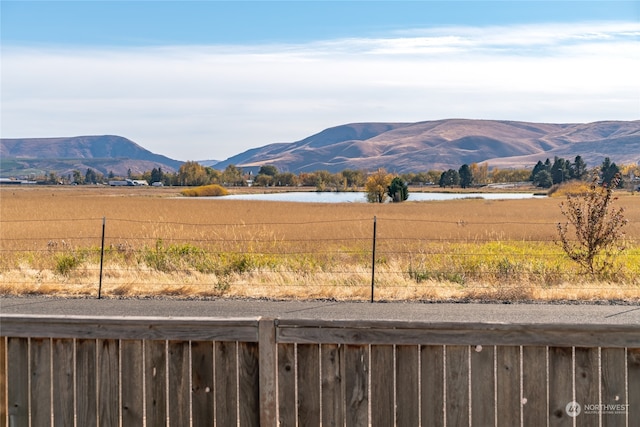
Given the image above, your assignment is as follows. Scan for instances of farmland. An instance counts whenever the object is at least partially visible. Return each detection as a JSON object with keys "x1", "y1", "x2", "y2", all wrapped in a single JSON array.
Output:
[{"x1": 1, "y1": 186, "x2": 639, "y2": 302}]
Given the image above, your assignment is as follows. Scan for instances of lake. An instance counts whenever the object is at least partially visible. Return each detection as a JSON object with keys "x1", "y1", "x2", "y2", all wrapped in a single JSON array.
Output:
[{"x1": 214, "y1": 191, "x2": 544, "y2": 203}]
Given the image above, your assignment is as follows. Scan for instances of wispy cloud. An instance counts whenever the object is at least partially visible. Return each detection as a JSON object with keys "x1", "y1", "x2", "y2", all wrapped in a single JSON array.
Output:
[{"x1": 2, "y1": 22, "x2": 639, "y2": 161}]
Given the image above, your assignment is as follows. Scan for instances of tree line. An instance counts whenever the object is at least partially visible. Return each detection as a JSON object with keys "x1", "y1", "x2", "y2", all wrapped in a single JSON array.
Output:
[
  {"x1": 530, "y1": 156, "x2": 624, "y2": 188},
  {"x1": 39, "y1": 156, "x2": 638, "y2": 195}
]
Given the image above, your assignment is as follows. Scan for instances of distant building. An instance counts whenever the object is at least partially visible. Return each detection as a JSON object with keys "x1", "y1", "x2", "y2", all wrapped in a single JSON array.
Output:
[
  {"x1": 0, "y1": 178, "x2": 36, "y2": 185},
  {"x1": 109, "y1": 179, "x2": 148, "y2": 186}
]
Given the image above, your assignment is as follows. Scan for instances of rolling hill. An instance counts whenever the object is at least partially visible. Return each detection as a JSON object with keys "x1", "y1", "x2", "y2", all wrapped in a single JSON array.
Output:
[
  {"x1": 2, "y1": 119, "x2": 639, "y2": 179},
  {"x1": 214, "y1": 119, "x2": 640, "y2": 173},
  {"x1": 0, "y1": 135, "x2": 182, "y2": 178}
]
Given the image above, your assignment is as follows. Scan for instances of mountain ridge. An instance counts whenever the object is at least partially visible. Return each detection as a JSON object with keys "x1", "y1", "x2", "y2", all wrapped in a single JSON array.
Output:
[
  {"x1": 2, "y1": 119, "x2": 639, "y2": 178},
  {"x1": 1, "y1": 135, "x2": 182, "y2": 178},
  {"x1": 214, "y1": 119, "x2": 640, "y2": 173}
]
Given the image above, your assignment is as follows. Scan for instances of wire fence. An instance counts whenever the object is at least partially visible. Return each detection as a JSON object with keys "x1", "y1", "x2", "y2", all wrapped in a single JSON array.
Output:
[{"x1": 1, "y1": 216, "x2": 638, "y2": 301}]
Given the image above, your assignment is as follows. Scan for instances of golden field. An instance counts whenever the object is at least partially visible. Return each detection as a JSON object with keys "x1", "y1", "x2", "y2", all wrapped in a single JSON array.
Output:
[{"x1": 1, "y1": 185, "x2": 639, "y2": 302}]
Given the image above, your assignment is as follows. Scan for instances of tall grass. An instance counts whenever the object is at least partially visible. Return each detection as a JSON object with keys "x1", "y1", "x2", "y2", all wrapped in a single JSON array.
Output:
[{"x1": 1, "y1": 186, "x2": 639, "y2": 301}]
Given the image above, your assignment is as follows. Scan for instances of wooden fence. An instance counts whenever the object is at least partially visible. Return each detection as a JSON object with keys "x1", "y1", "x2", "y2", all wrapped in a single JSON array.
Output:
[{"x1": 1, "y1": 314, "x2": 638, "y2": 426}]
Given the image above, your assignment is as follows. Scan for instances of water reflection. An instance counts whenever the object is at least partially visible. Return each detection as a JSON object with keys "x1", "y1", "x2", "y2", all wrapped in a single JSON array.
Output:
[{"x1": 213, "y1": 191, "x2": 543, "y2": 203}]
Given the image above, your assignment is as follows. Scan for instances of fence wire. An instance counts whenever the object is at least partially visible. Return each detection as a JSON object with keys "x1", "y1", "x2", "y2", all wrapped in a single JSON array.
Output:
[{"x1": 1, "y1": 216, "x2": 638, "y2": 301}]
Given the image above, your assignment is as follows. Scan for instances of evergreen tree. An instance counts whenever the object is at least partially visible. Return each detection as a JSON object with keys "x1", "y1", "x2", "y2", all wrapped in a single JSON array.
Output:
[
  {"x1": 551, "y1": 157, "x2": 570, "y2": 184},
  {"x1": 601, "y1": 157, "x2": 622, "y2": 187},
  {"x1": 571, "y1": 155, "x2": 588, "y2": 180},
  {"x1": 530, "y1": 160, "x2": 548, "y2": 182},
  {"x1": 387, "y1": 177, "x2": 409, "y2": 202},
  {"x1": 150, "y1": 167, "x2": 164, "y2": 184},
  {"x1": 439, "y1": 169, "x2": 460, "y2": 188},
  {"x1": 458, "y1": 164, "x2": 473, "y2": 188},
  {"x1": 85, "y1": 168, "x2": 98, "y2": 184},
  {"x1": 534, "y1": 170, "x2": 553, "y2": 188},
  {"x1": 258, "y1": 165, "x2": 278, "y2": 176}
]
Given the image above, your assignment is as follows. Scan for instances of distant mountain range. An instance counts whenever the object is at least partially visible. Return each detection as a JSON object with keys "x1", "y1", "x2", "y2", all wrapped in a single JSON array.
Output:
[
  {"x1": 2, "y1": 119, "x2": 639, "y2": 178},
  {"x1": 0, "y1": 135, "x2": 182, "y2": 178},
  {"x1": 215, "y1": 119, "x2": 640, "y2": 173}
]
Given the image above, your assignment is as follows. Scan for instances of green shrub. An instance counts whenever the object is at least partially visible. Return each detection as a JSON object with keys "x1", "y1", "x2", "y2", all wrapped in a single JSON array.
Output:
[
  {"x1": 55, "y1": 253, "x2": 83, "y2": 276},
  {"x1": 140, "y1": 240, "x2": 216, "y2": 273}
]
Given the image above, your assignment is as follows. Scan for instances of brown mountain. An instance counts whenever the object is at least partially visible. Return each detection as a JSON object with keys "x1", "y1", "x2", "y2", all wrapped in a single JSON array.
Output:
[
  {"x1": 0, "y1": 135, "x2": 182, "y2": 178},
  {"x1": 214, "y1": 119, "x2": 640, "y2": 173}
]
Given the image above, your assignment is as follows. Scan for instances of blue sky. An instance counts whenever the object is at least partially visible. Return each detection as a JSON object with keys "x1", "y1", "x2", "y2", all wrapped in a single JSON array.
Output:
[{"x1": 2, "y1": 1, "x2": 639, "y2": 161}]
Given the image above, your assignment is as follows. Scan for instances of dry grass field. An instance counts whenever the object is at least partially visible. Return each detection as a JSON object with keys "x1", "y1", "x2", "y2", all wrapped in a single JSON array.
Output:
[{"x1": 1, "y1": 185, "x2": 639, "y2": 302}]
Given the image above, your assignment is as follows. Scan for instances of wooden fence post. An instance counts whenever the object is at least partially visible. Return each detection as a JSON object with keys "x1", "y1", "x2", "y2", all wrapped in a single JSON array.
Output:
[{"x1": 259, "y1": 318, "x2": 277, "y2": 426}]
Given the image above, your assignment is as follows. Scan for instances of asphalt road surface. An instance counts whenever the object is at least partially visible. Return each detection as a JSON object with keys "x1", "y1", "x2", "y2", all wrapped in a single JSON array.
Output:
[{"x1": 1, "y1": 296, "x2": 639, "y2": 326}]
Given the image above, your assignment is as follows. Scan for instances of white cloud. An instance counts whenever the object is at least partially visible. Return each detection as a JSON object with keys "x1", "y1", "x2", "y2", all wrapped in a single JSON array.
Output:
[{"x1": 2, "y1": 22, "x2": 639, "y2": 161}]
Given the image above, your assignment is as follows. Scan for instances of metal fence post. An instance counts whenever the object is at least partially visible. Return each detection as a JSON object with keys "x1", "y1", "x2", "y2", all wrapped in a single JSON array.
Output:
[
  {"x1": 98, "y1": 217, "x2": 105, "y2": 299},
  {"x1": 371, "y1": 216, "x2": 377, "y2": 303}
]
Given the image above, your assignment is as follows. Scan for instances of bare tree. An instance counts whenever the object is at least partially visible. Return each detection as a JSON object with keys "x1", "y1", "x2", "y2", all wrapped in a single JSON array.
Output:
[{"x1": 557, "y1": 173, "x2": 628, "y2": 277}]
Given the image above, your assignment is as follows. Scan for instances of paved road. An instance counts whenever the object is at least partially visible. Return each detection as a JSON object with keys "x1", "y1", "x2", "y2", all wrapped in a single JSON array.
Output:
[{"x1": 1, "y1": 296, "x2": 638, "y2": 326}]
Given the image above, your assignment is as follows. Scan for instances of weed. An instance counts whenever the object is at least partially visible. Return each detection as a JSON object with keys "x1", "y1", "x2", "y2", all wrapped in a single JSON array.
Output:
[
  {"x1": 54, "y1": 253, "x2": 84, "y2": 276},
  {"x1": 558, "y1": 174, "x2": 628, "y2": 277}
]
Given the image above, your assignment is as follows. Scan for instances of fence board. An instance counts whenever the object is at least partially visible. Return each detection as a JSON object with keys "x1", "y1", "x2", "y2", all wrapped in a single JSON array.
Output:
[
  {"x1": 321, "y1": 344, "x2": 344, "y2": 427},
  {"x1": 145, "y1": 340, "x2": 167, "y2": 427},
  {"x1": 238, "y1": 341, "x2": 259, "y2": 427},
  {"x1": 97, "y1": 339, "x2": 119, "y2": 427},
  {"x1": 496, "y1": 345, "x2": 520, "y2": 427},
  {"x1": 522, "y1": 346, "x2": 547, "y2": 426},
  {"x1": 548, "y1": 346, "x2": 573, "y2": 426},
  {"x1": 277, "y1": 342, "x2": 296, "y2": 427},
  {"x1": 191, "y1": 341, "x2": 214, "y2": 427},
  {"x1": 0, "y1": 337, "x2": 6, "y2": 427},
  {"x1": 121, "y1": 339, "x2": 144, "y2": 426},
  {"x1": 345, "y1": 344, "x2": 369, "y2": 427},
  {"x1": 396, "y1": 345, "x2": 419, "y2": 427},
  {"x1": 7, "y1": 338, "x2": 28, "y2": 427},
  {"x1": 421, "y1": 345, "x2": 444, "y2": 427},
  {"x1": 601, "y1": 347, "x2": 626, "y2": 427},
  {"x1": 168, "y1": 340, "x2": 191, "y2": 426},
  {"x1": 628, "y1": 348, "x2": 640, "y2": 425},
  {"x1": 446, "y1": 345, "x2": 469, "y2": 427},
  {"x1": 574, "y1": 347, "x2": 598, "y2": 427},
  {"x1": 259, "y1": 319, "x2": 277, "y2": 427},
  {"x1": 30, "y1": 338, "x2": 51, "y2": 426},
  {"x1": 275, "y1": 320, "x2": 640, "y2": 348},
  {"x1": 76, "y1": 339, "x2": 97, "y2": 427},
  {"x1": 371, "y1": 344, "x2": 394, "y2": 427},
  {"x1": 216, "y1": 341, "x2": 238, "y2": 427},
  {"x1": 52, "y1": 339, "x2": 74, "y2": 427},
  {"x1": 297, "y1": 344, "x2": 320, "y2": 427},
  {"x1": 471, "y1": 344, "x2": 494, "y2": 427},
  {"x1": 0, "y1": 314, "x2": 260, "y2": 342}
]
